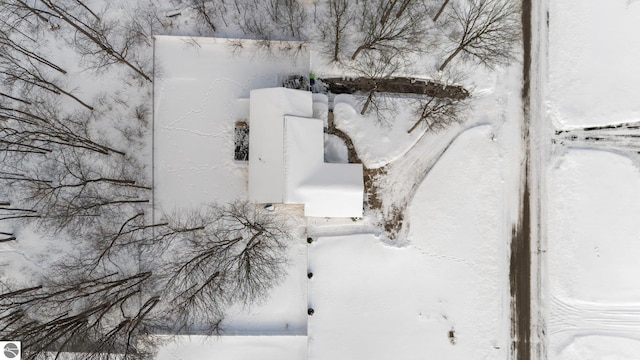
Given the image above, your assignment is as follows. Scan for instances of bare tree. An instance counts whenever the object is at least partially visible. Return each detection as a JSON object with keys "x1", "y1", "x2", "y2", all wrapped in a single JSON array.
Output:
[
  {"x1": 0, "y1": 53, "x2": 94, "y2": 110},
  {"x1": 4, "y1": 148, "x2": 149, "y2": 233},
  {"x1": 0, "y1": 98, "x2": 125, "y2": 156},
  {"x1": 0, "y1": 200, "x2": 293, "y2": 356},
  {"x1": 351, "y1": 0, "x2": 429, "y2": 60},
  {"x1": 438, "y1": 0, "x2": 520, "y2": 71},
  {"x1": 36, "y1": 0, "x2": 152, "y2": 81},
  {"x1": 347, "y1": 51, "x2": 404, "y2": 126},
  {"x1": 266, "y1": 0, "x2": 307, "y2": 39},
  {"x1": 160, "y1": 201, "x2": 291, "y2": 332},
  {"x1": 0, "y1": 271, "x2": 160, "y2": 360},
  {"x1": 407, "y1": 96, "x2": 468, "y2": 134},
  {"x1": 0, "y1": 28, "x2": 67, "y2": 75},
  {"x1": 190, "y1": 0, "x2": 229, "y2": 34},
  {"x1": 233, "y1": 1, "x2": 273, "y2": 39},
  {"x1": 318, "y1": 0, "x2": 355, "y2": 62},
  {"x1": 0, "y1": 199, "x2": 39, "y2": 223},
  {"x1": 0, "y1": 0, "x2": 53, "y2": 33},
  {"x1": 232, "y1": 0, "x2": 307, "y2": 40}
]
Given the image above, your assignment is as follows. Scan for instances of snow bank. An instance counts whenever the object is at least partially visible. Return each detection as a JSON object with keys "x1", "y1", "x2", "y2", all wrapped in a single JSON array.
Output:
[
  {"x1": 323, "y1": 134, "x2": 348, "y2": 163},
  {"x1": 548, "y1": 0, "x2": 640, "y2": 127}
]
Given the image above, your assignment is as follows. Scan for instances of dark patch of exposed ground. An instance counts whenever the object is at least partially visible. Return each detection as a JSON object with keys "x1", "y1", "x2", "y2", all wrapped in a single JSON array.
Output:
[{"x1": 320, "y1": 77, "x2": 470, "y2": 100}]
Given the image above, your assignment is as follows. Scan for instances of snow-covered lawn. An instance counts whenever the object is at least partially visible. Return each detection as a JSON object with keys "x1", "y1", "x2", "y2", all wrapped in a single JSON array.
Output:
[
  {"x1": 548, "y1": 0, "x2": 640, "y2": 127},
  {"x1": 307, "y1": 126, "x2": 508, "y2": 360},
  {"x1": 332, "y1": 95, "x2": 424, "y2": 168},
  {"x1": 155, "y1": 335, "x2": 307, "y2": 360},
  {"x1": 543, "y1": 1, "x2": 640, "y2": 359},
  {"x1": 546, "y1": 149, "x2": 640, "y2": 359}
]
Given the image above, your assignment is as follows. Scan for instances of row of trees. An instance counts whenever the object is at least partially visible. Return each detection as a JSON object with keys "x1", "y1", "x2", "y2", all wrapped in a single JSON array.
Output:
[
  {"x1": 181, "y1": 0, "x2": 519, "y2": 134},
  {"x1": 189, "y1": 0, "x2": 307, "y2": 40},
  {"x1": 312, "y1": 0, "x2": 520, "y2": 133},
  {"x1": 186, "y1": 0, "x2": 519, "y2": 71},
  {"x1": 316, "y1": 0, "x2": 519, "y2": 70}
]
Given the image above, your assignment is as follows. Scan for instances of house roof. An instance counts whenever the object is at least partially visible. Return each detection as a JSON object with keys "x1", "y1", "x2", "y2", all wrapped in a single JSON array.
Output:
[{"x1": 248, "y1": 88, "x2": 364, "y2": 217}]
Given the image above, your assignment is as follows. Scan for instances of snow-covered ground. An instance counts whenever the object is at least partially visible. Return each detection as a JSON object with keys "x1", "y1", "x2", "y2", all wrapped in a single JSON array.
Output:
[
  {"x1": 543, "y1": 1, "x2": 640, "y2": 359},
  {"x1": 307, "y1": 126, "x2": 509, "y2": 360},
  {"x1": 155, "y1": 335, "x2": 307, "y2": 360},
  {"x1": 546, "y1": 149, "x2": 640, "y2": 359},
  {"x1": 548, "y1": 0, "x2": 640, "y2": 127},
  {"x1": 332, "y1": 95, "x2": 424, "y2": 168}
]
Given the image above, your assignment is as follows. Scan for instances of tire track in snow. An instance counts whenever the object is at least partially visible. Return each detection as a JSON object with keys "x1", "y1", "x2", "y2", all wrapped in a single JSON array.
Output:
[{"x1": 549, "y1": 296, "x2": 640, "y2": 335}]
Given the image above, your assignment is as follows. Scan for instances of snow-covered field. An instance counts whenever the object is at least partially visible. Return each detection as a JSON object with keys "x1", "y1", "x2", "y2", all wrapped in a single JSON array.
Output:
[
  {"x1": 546, "y1": 149, "x2": 640, "y2": 359},
  {"x1": 543, "y1": 1, "x2": 640, "y2": 359},
  {"x1": 548, "y1": 1, "x2": 640, "y2": 127},
  {"x1": 155, "y1": 335, "x2": 308, "y2": 360},
  {"x1": 307, "y1": 126, "x2": 509, "y2": 360}
]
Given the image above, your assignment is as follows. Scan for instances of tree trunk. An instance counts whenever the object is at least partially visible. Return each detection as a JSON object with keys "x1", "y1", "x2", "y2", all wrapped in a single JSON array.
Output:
[
  {"x1": 0, "y1": 92, "x2": 31, "y2": 105},
  {"x1": 395, "y1": 0, "x2": 412, "y2": 19},
  {"x1": 407, "y1": 116, "x2": 424, "y2": 134},
  {"x1": 433, "y1": 0, "x2": 450, "y2": 22},
  {"x1": 438, "y1": 45, "x2": 463, "y2": 71},
  {"x1": 332, "y1": 12, "x2": 341, "y2": 62},
  {"x1": 360, "y1": 89, "x2": 376, "y2": 115},
  {"x1": 351, "y1": 44, "x2": 367, "y2": 60}
]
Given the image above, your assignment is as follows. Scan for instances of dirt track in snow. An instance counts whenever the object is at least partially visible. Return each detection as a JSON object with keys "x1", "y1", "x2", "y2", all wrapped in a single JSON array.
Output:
[
  {"x1": 510, "y1": 176, "x2": 531, "y2": 360},
  {"x1": 509, "y1": 0, "x2": 533, "y2": 359}
]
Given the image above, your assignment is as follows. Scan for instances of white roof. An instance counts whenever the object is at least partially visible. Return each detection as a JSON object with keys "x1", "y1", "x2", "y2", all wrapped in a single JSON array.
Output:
[
  {"x1": 153, "y1": 36, "x2": 310, "y2": 212},
  {"x1": 249, "y1": 88, "x2": 363, "y2": 217},
  {"x1": 248, "y1": 88, "x2": 313, "y2": 203}
]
